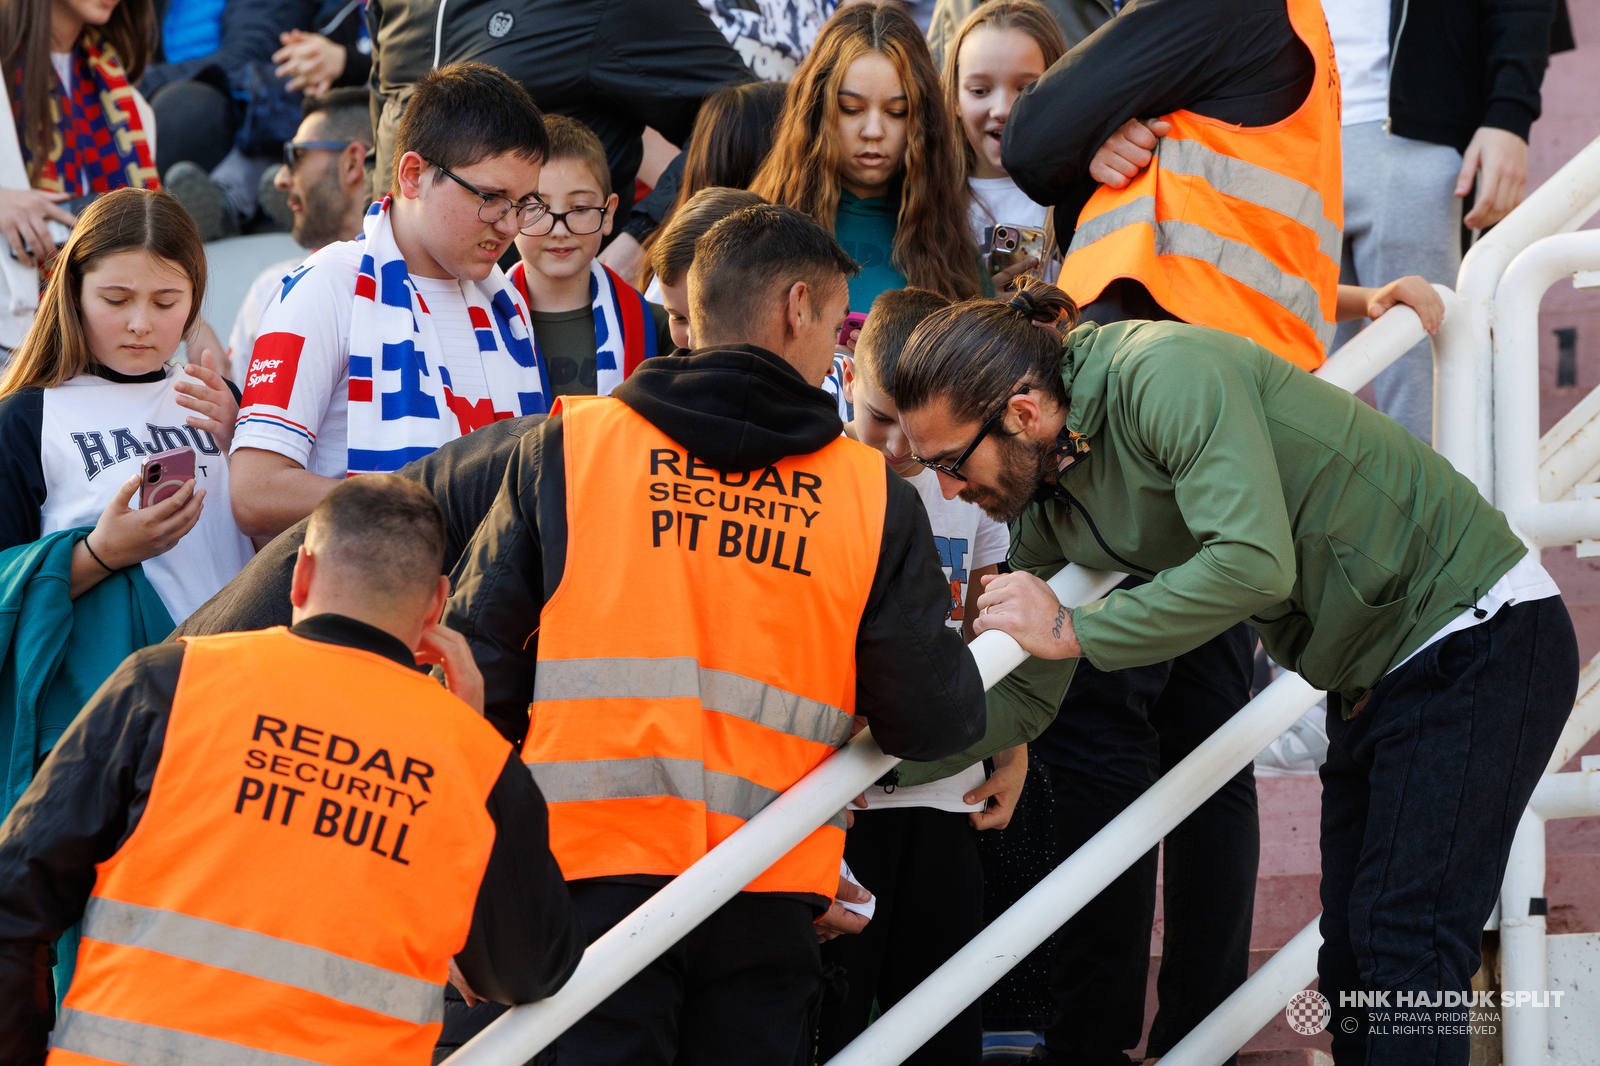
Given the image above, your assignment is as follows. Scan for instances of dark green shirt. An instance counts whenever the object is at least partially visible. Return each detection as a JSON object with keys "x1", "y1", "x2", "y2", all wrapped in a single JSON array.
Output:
[
  {"x1": 902, "y1": 319, "x2": 1527, "y2": 784},
  {"x1": 528, "y1": 302, "x2": 675, "y2": 398}
]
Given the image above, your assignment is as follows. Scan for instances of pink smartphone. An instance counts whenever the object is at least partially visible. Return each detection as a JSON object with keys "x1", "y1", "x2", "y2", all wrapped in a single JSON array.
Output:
[
  {"x1": 139, "y1": 446, "x2": 195, "y2": 508},
  {"x1": 838, "y1": 312, "x2": 868, "y2": 345}
]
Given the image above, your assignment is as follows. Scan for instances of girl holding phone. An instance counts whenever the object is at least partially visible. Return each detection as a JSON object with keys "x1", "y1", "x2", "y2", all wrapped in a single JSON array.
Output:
[
  {"x1": 944, "y1": 0, "x2": 1066, "y2": 287},
  {"x1": 751, "y1": 2, "x2": 986, "y2": 317},
  {"x1": 0, "y1": 187, "x2": 251, "y2": 623}
]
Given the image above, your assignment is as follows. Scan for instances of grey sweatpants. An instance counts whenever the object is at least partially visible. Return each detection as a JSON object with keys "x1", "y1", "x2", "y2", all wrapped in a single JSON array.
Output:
[{"x1": 1335, "y1": 120, "x2": 1464, "y2": 444}]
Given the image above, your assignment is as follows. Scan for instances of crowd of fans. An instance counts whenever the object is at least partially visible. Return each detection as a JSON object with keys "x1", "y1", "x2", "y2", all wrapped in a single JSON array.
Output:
[{"x1": 0, "y1": 0, "x2": 1577, "y2": 1064}]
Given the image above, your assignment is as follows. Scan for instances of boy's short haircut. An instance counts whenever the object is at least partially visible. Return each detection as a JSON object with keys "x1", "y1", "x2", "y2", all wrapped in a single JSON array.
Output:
[
  {"x1": 688, "y1": 205, "x2": 859, "y2": 340},
  {"x1": 857, "y1": 288, "x2": 951, "y2": 400},
  {"x1": 302, "y1": 87, "x2": 374, "y2": 148},
  {"x1": 651, "y1": 187, "x2": 767, "y2": 287},
  {"x1": 392, "y1": 62, "x2": 548, "y2": 190},
  {"x1": 541, "y1": 114, "x2": 612, "y2": 199},
  {"x1": 306, "y1": 474, "x2": 447, "y2": 603}
]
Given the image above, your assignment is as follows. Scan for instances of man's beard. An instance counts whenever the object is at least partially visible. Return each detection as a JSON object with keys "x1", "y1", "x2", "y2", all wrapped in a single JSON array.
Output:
[
  {"x1": 292, "y1": 166, "x2": 350, "y2": 248},
  {"x1": 957, "y1": 430, "x2": 1054, "y2": 523}
]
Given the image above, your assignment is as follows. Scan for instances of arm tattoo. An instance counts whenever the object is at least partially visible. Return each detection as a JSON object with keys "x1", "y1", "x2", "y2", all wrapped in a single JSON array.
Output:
[{"x1": 1052, "y1": 605, "x2": 1070, "y2": 640}]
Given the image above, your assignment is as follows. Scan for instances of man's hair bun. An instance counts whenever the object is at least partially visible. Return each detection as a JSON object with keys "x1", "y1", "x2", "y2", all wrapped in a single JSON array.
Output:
[{"x1": 1005, "y1": 278, "x2": 1075, "y2": 326}]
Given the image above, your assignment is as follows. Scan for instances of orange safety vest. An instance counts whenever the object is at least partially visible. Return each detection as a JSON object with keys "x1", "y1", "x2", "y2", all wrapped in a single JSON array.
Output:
[
  {"x1": 526, "y1": 395, "x2": 887, "y2": 898},
  {"x1": 51, "y1": 628, "x2": 509, "y2": 1066},
  {"x1": 1059, "y1": 0, "x2": 1343, "y2": 370}
]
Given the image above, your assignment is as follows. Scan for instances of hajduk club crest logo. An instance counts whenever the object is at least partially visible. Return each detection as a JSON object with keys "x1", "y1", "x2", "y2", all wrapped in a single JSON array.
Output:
[{"x1": 1286, "y1": 990, "x2": 1332, "y2": 1035}]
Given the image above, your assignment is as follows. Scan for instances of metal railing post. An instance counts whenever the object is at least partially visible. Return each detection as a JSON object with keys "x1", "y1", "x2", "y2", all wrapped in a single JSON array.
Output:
[
  {"x1": 1456, "y1": 133, "x2": 1600, "y2": 502},
  {"x1": 1499, "y1": 809, "x2": 1549, "y2": 1066},
  {"x1": 1493, "y1": 230, "x2": 1600, "y2": 548}
]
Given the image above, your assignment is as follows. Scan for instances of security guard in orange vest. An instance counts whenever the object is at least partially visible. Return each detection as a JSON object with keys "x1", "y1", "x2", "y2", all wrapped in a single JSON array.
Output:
[
  {"x1": 0, "y1": 475, "x2": 582, "y2": 1065},
  {"x1": 446, "y1": 204, "x2": 987, "y2": 1064}
]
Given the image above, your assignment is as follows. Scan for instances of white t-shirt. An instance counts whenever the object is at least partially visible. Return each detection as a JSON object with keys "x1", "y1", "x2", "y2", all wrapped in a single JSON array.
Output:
[
  {"x1": 1392, "y1": 552, "x2": 1561, "y2": 672},
  {"x1": 968, "y1": 175, "x2": 1057, "y2": 282},
  {"x1": 38, "y1": 368, "x2": 254, "y2": 623},
  {"x1": 230, "y1": 240, "x2": 492, "y2": 478},
  {"x1": 967, "y1": 175, "x2": 1048, "y2": 246},
  {"x1": 854, "y1": 466, "x2": 1009, "y2": 813},
  {"x1": 1323, "y1": 0, "x2": 1390, "y2": 126},
  {"x1": 227, "y1": 256, "x2": 305, "y2": 377},
  {"x1": 410, "y1": 275, "x2": 491, "y2": 405}
]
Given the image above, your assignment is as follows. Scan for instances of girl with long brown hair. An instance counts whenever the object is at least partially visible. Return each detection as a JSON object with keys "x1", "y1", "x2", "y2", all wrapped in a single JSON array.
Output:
[
  {"x1": 0, "y1": 187, "x2": 251, "y2": 624},
  {"x1": 943, "y1": 0, "x2": 1066, "y2": 284},
  {"x1": 750, "y1": 2, "x2": 985, "y2": 311},
  {"x1": 0, "y1": 0, "x2": 158, "y2": 270}
]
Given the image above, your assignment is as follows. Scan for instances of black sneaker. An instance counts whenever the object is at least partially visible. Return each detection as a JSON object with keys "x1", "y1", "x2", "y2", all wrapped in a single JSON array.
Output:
[{"x1": 164, "y1": 161, "x2": 239, "y2": 242}]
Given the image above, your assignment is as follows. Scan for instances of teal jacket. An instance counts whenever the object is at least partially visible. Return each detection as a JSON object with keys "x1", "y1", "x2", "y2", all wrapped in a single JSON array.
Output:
[
  {"x1": 0, "y1": 529, "x2": 174, "y2": 821},
  {"x1": 902, "y1": 320, "x2": 1526, "y2": 784}
]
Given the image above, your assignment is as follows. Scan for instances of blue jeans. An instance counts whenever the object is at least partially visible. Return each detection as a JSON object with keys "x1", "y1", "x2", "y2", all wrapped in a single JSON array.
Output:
[{"x1": 1319, "y1": 596, "x2": 1578, "y2": 1066}]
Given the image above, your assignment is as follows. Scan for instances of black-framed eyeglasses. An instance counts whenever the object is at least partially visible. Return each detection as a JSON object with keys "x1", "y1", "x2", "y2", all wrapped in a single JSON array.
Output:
[
  {"x1": 426, "y1": 158, "x2": 549, "y2": 233},
  {"x1": 282, "y1": 139, "x2": 361, "y2": 173},
  {"x1": 911, "y1": 385, "x2": 1033, "y2": 482},
  {"x1": 526, "y1": 205, "x2": 609, "y2": 236}
]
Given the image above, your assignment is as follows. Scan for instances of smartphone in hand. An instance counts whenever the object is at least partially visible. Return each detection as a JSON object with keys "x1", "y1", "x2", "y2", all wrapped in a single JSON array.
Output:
[
  {"x1": 985, "y1": 224, "x2": 1047, "y2": 275},
  {"x1": 139, "y1": 446, "x2": 195, "y2": 508},
  {"x1": 838, "y1": 311, "x2": 868, "y2": 347}
]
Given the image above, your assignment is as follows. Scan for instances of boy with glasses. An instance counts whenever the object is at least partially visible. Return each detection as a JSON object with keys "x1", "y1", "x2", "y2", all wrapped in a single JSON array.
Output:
[
  {"x1": 508, "y1": 116, "x2": 673, "y2": 398},
  {"x1": 230, "y1": 63, "x2": 552, "y2": 539}
]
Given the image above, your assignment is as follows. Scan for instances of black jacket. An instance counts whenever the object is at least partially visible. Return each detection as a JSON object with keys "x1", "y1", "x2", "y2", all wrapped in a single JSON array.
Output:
[
  {"x1": 141, "y1": 0, "x2": 308, "y2": 97},
  {"x1": 1387, "y1": 0, "x2": 1557, "y2": 152},
  {"x1": 446, "y1": 344, "x2": 988, "y2": 761},
  {"x1": 1003, "y1": 0, "x2": 1314, "y2": 247},
  {"x1": 365, "y1": 0, "x2": 752, "y2": 216},
  {"x1": 0, "y1": 614, "x2": 583, "y2": 1064},
  {"x1": 174, "y1": 415, "x2": 538, "y2": 644}
]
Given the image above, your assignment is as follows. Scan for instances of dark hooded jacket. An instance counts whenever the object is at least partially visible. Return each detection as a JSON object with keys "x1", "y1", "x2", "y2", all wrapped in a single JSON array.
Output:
[{"x1": 446, "y1": 344, "x2": 987, "y2": 762}]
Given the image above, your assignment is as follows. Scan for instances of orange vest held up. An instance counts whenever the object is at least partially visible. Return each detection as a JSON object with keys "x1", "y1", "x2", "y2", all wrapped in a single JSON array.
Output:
[
  {"x1": 51, "y1": 628, "x2": 509, "y2": 1066},
  {"x1": 526, "y1": 395, "x2": 887, "y2": 899},
  {"x1": 1059, "y1": 0, "x2": 1343, "y2": 370}
]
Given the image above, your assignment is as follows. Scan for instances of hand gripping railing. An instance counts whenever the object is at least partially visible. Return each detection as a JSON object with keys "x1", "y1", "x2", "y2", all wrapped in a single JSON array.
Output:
[{"x1": 450, "y1": 297, "x2": 1445, "y2": 1066}]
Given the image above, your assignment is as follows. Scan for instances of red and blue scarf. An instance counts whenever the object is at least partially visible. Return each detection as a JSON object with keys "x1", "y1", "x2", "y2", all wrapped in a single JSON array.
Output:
[
  {"x1": 510, "y1": 258, "x2": 657, "y2": 396},
  {"x1": 12, "y1": 28, "x2": 159, "y2": 195}
]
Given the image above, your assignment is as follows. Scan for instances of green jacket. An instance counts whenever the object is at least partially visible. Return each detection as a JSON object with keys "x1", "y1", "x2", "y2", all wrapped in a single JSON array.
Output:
[
  {"x1": 0, "y1": 529, "x2": 174, "y2": 821},
  {"x1": 901, "y1": 320, "x2": 1526, "y2": 785}
]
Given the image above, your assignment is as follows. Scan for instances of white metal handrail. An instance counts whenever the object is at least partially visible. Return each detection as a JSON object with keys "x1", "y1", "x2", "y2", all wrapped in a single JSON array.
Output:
[
  {"x1": 827, "y1": 673, "x2": 1323, "y2": 1065},
  {"x1": 1455, "y1": 134, "x2": 1600, "y2": 500},
  {"x1": 1494, "y1": 230, "x2": 1600, "y2": 548}
]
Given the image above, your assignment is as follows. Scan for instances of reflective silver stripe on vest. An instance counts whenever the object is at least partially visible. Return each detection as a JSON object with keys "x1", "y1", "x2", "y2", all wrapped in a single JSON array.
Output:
[
  {"x1": 529, "y1": 758, "x2": 853, "y2": 832},
  {"x1": 1155, "y1": 137, "x2": 1342, "y2": 262},
  {"x1": 533, "y1": 657, "x2": 854, "y2": 748},
  {"x1": 82, "y1": 897, "x2": 445, "y2": 1025},
  {"x1": 1067, "y1": 196, "x2": 1337, "y2": 349},
  {"x1": 530, "y1": 757, "x2": 778, "y2": 821},
  {"x1": 54, "y1": 1007, "x2": 330, "y2": 1066}
]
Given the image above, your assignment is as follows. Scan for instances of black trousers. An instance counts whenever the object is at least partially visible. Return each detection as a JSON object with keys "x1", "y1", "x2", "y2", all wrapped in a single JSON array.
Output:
[
  {"x1": 1035, "y1": 621, "x2": 1258, "y2": 1065},
  {"x1": 551, "y1": 882, "x2": 822, "y2": 1066},
  {"x1": 1320, "y1": 597, "x2": 1577, "y2": 1066},
  {"x1": 149, "y1": 79, "x2": 238, "y2": 177},
  {"x1": 818, "y1": 807, "x2": 985, "y2": 1065}
]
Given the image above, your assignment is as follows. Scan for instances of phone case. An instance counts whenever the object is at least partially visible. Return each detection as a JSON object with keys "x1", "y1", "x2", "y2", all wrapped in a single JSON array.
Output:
[
  {"x1": 987, "y1": 224, "x2": 1048, "y2": 274},
  {"x1": 140, "y1": 447, "x2": 196, "y2": 508}
]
